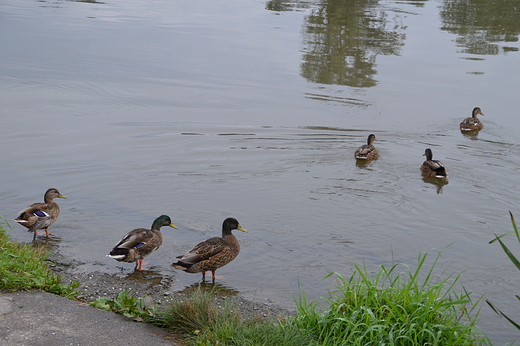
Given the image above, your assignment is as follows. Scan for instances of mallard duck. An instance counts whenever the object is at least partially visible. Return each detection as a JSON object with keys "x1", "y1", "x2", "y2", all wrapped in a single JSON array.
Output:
[
  {"x1": 421, "y1": 148, "x2": 447, "y2": 178},
  {"x1": 355, "y1": 134, "x2": 378, "y2": 160},
  {"x1": 107, "y1": 215, "x2": 177, "y2": 271},
  {"x1": 13, "y1": 188, "x2": 67, "y2": 237},
  {"x1": 172, "y1": 217, "x2": 247, "y2": 281},
  {"x1": 460, "y1": 107, "x2": 484, "y2": 131}
]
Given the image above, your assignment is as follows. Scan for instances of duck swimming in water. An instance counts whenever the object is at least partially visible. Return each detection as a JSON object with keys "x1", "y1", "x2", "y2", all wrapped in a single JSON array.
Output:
[{"x1": 460, "y1": 107, "x2": 484, "y2": 132}]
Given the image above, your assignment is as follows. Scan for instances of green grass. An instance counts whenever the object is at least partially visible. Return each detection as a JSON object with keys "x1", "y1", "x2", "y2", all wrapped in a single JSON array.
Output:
[
  {"x1": 487, "y1": 211, "x2": 520, "y2": 330},
  {"x1": 2, "y1": 215, "x2": 492, "y2": 345},
  {"x1": 92, "y1": 250, "x2": 490, "y2": 346},
  {"x1": 147, "y1": 287, "x2": 317, "y2": 346},
  {"x1": 92, "y1": 286, "x2": 317, "y2": 345},
  {"x1": 288, "y1": 251, "x2": 490, "y2": 346},
  {"x1": 0, "y1": 218, "x2": 79, "y2": 297}
]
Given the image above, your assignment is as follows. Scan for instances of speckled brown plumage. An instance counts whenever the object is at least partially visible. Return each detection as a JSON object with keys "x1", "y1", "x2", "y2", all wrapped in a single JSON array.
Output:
[
  {"x1": 172, "y1": 218, "x2": 247, "y2": 281},
  {"x1": 460, "y1": 107, "x2": 484, "y2": 132},
  {"x1": 355, "y1": 134, "x2": 378, "y2": 160},
  {"x1": 107, "y1": 215, "x2": 177, "y2": 271},
  {"x1": 14, "y1": 188, "x2": 67, "y2": 237}
]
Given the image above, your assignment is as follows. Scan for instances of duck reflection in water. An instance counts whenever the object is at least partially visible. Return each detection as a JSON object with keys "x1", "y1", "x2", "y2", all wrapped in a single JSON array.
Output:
[
  {"x1": 179, "y1": 280, "x2": 239, "y2": 297},
  {"x1": 461, "y1": 130, "x2": 479, "y2": 140},
  {"x1": 355, "y1": 159, "x2": 376, "y2": 169},
  {"x1": 422, "y1": 176, "x2": 449, "y2": 194},
  {"x1": 124, "y1": 269, "x2": 170, "y2": 288},
  {"x1": 32, "y1": 234, "x2": 62, "y2": 247}
]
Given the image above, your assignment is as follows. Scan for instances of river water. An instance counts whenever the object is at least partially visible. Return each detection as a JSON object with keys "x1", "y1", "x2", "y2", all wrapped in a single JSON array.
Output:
[{"x1": 1, "y1": 0, "x2": 520, "y2": 343}]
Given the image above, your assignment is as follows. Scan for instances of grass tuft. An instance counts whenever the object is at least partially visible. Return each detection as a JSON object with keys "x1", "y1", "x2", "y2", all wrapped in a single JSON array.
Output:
[
  {"x1": 487, "y1": 211, "x2": 520, "y2": 330},
  {"x1": 0, "y1": 218, "x2": 79, "y2": 297},
  {"x1": 150, "y1": 287, "x2": 237, "y2": 334},
  {"x1": 288, "y1": 250, "x2": 490, "y2": 346},
  {"x1": 147, "y1": 287, "x2": 316, "y2": 345}
]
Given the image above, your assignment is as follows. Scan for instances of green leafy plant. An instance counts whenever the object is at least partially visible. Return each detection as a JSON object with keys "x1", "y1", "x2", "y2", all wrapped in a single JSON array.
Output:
[
  {"x1": 48, "y1": 280, "x2": 81, "y2": 299},
  {"x1": 90, "y1": 290, "x2": 155, "y2": 319},
  {"x1": 487, "y1": 211, "x2": 520, "y2": 329}
]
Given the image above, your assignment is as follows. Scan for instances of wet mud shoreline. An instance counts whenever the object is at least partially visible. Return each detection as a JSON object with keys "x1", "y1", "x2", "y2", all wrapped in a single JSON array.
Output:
[{"x1": 46, "y1": 248, "x2": 293, "y2": 322}]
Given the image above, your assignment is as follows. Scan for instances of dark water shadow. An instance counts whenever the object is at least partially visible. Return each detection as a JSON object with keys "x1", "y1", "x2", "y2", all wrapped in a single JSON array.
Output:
[
  {"x1": 31, "y1": 233, "x2": 62, "y2": 247},
  {"x1": 124, "y1": 269, "x2": 173, "y2": 289},
  {"x1": 355, "y1": 158, "x2": 377, "y2": 169},
  {"x1": 179, "y1": 280, "x2": 240, "y2": 297},
  {"x1": 422, "y1": 176, "x2": 449, "y2": 194},
  {"x1": 461, "y1": 130, "x2": 480, "y2": 140}
]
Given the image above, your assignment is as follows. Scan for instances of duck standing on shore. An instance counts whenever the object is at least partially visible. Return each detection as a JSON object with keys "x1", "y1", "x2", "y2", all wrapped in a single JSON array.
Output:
[
  {"x1": 107, "y1": 215, "x2": 177, "y2": 271},
  {"x1": 14, "y1": 188, "x2": 67, "y2": 237},
  {"x1": 172, "y1": 218, "x2": 247, "y2": 282}
]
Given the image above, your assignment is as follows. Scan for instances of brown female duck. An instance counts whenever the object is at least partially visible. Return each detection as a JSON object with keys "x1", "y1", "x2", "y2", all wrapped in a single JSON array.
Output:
[
  {"x1": 355, "y1": 134, "x2": 378, "y2": 160},
  {"x1": 14, "y1": 188, "x2": 67, "y2": 237},
  {"x1": 460, "y1": 107, "x2": 484, "y2": 131},
  {"x1": 172, "y1": 217, "x2": 247, "y2": 281},
  {"x1": 420, "y1": 148, "x2": 447, "y2": 178},
  {"x1": 107, "y1": 215, "x2": 177, "y2": 271}
]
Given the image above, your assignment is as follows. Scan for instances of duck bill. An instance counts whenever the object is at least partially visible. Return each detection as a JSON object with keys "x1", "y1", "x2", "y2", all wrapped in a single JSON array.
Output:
[{"x1": 237, "y1": 225, "x2": 248, "y2": 233}]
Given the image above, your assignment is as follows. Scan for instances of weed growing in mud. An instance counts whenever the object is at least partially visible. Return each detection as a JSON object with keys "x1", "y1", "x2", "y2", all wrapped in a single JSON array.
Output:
[{"x1": 91, "y1": 290, "x2": 156, "y2": 320}]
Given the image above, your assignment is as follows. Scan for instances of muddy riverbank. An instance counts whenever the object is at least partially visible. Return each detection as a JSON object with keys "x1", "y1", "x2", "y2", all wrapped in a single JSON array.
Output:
[{"x1": 46, "y1": 249, "x2": 293, "y2": 322}]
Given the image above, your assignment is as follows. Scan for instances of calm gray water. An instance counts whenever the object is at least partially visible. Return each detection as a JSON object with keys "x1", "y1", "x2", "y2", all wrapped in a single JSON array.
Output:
[{"x1": 1, "y1": 0, "x2": 520, "y2": 343}]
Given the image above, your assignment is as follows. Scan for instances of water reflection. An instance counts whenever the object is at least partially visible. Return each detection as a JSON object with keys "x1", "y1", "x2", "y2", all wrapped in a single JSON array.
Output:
[
  {"x1": 398, "y1": 0, "x2": 428, "y2": 7},
  {"x1": 179, "y1": 281, "x2": 240, "y2": 297},
  {"x1": 355, "y1": 158, "x2": 376, "y2": 169},
  {"x1": 422, "y1": 176, "x2": 449, "y2": 194},
  {"x1": 32, "y1": 234, "x2": 62, "y2": 247},
  {"x1": 268, "y1": 0, "x2": 520, "y2": 88},
  {"x1": 299, "y1": 0, "x2": 406, "y2": 87},
  {"x1": 265, "y1": 0, "x2": 313, "y2": 12},
  {"x1": 439, "y1": 0, "x2": 520, "y2": 55},
  {"x1": 124, "y1": 269, "x2": 172, "y2": 289},
  {"x1": 461, "y1": 130, "x2": 480, "y2": 140}
]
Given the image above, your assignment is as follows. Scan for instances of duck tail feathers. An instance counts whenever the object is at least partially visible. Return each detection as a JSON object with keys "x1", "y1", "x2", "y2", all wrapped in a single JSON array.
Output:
[
  {"x1": 108, "y1": 248, "x2": 129, "y2": 257},
  {"x1": 171, "y1": 261, "x2": 191, "y2": 271}
]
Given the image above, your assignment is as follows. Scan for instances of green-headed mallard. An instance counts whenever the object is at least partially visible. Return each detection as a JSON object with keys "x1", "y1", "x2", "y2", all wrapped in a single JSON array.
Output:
[
  {"x1": 355, "y1": 134, "x2": 378, "y2": 160},
  {"x1": 172, "y1": 217, "x2": 247, "y2": 281},
  {"x1": 460, "y1": 107, "x2": 484, "y2": 132},
  {"x1": 421, "y1": 148, "x2": 447, "y2": 178},
  {"x1": 107, "y1": 215, "x2": 177, "y2": 271},
  {"x1": 14, "y1": 188, "x2": 67, "y2": 237}
]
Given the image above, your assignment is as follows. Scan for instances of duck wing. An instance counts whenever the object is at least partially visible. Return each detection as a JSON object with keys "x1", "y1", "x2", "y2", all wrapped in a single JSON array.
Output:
[
  {"x1": 15, "y1": 203, "x2": 54, "y2": 230},
  {"x1": 112, "y1": 228, "x2": 154, "y2": 250},
  {"x1": 356, "y1": 145, "x2": 372, "y2": 156},
  {"x1": 176, "y1": 237, "x2": 228, "y2": 264},
  {"x1": 424, "y1": 160, "x2": 444, "y2": 171}
]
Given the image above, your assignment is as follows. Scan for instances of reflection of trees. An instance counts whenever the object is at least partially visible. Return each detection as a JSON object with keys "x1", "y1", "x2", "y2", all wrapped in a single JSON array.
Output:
[
  {"x1": 299, "y1": 0, "x2": 406, "y2": 87},
  {"x1": 439, "y1": 0, "x2": 520, "y2": 55},
  {"x1": 265, "y1": 0, "x2": 313, "y2": 12}
]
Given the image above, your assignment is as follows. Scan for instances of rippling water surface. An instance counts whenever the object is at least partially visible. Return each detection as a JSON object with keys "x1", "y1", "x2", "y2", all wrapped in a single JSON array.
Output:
[{"x1": 1, "y1": 0, "x2": 520, "y2": 343}]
